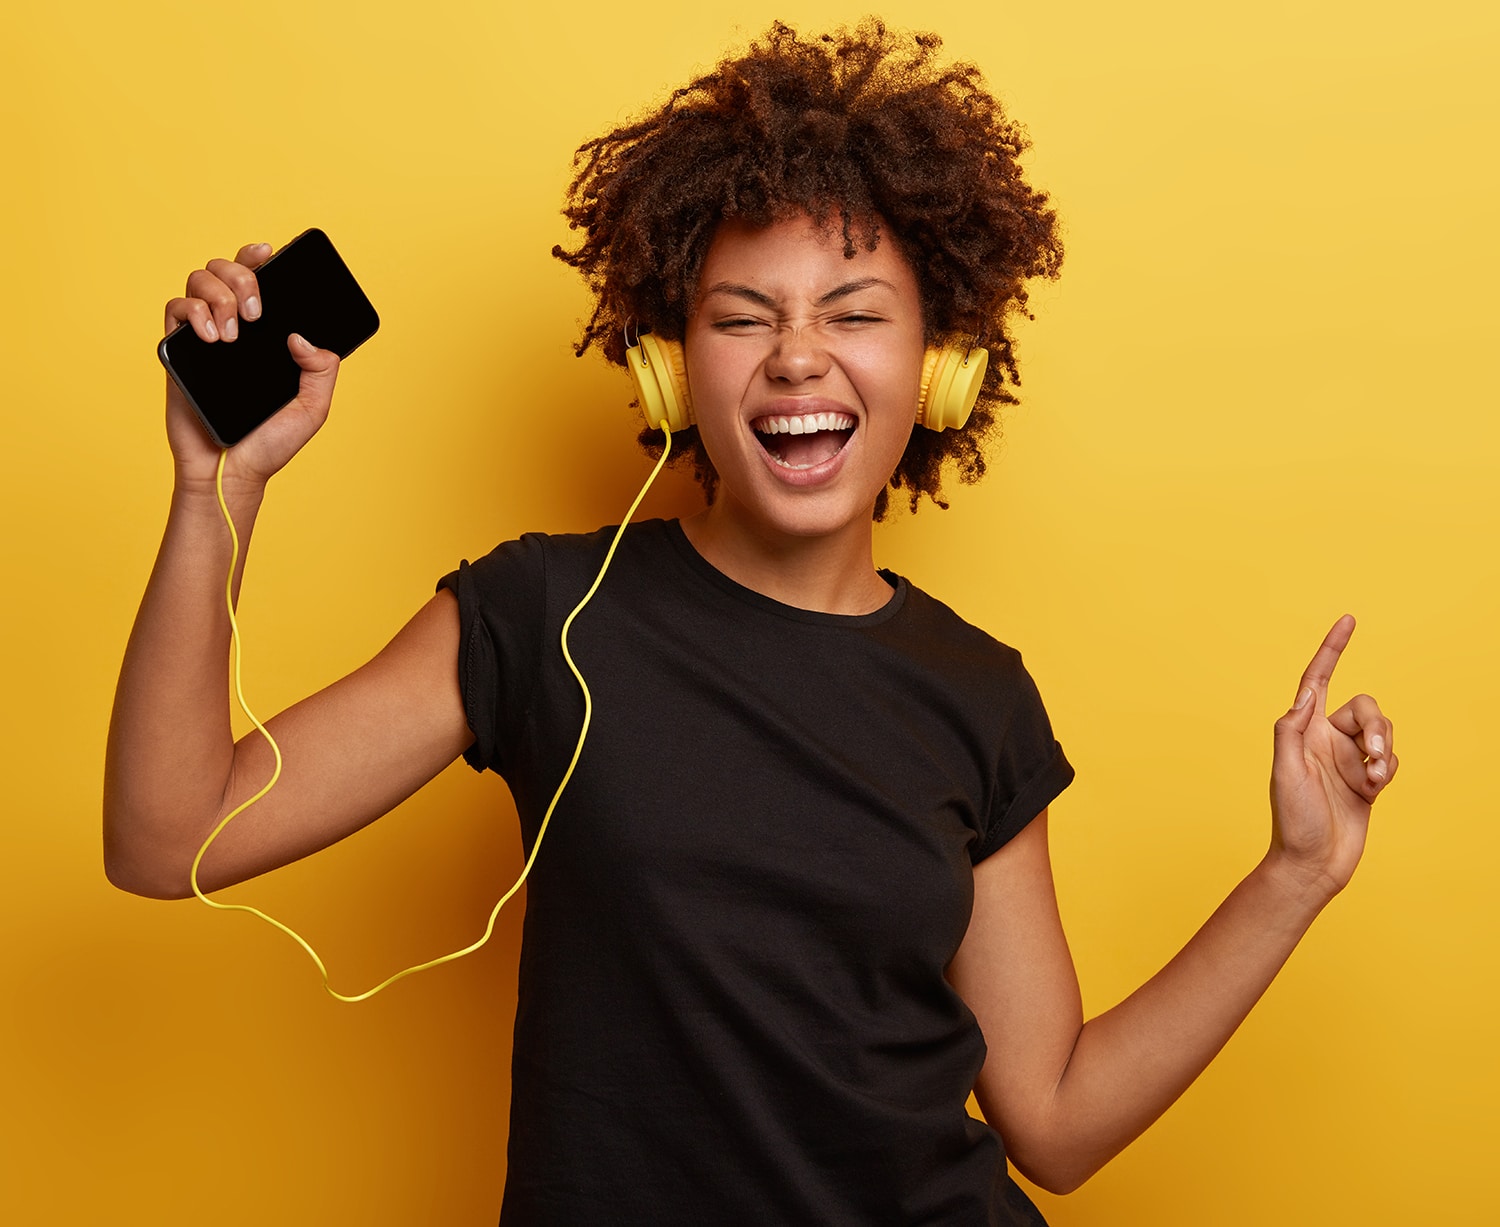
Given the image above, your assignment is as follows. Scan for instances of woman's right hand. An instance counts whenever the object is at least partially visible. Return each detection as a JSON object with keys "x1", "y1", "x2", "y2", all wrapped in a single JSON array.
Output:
[{"x1": 164, "y1": 240, "x2": 341, "y2": 493}]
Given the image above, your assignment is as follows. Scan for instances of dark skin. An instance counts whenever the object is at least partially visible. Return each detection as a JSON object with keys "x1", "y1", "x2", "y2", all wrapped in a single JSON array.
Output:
[
  {"x1": 105, "y1": 242, "x2": 471, "y2": 900},
  {"x1": 554, "y1": 21, "x2": 1064, "y2": 518},
  {"x1": 107, "y1": 235, "x2": 1397, "y2": 1195}
]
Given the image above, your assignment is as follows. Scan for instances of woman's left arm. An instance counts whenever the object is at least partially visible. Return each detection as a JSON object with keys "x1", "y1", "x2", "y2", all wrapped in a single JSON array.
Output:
[{"x1": 948, "y1": 615, "x2": 1398, "y2": 1195}]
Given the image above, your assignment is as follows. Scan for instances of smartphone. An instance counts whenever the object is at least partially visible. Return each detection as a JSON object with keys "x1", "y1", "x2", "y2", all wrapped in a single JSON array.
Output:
[{"x1": 158, "y1": 228, "x2": 380, "y2": 448}]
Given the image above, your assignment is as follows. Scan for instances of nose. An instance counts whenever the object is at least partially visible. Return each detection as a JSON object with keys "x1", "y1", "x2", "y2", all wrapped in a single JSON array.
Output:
[{"x1": 763, "y1": 326, "x2": 831, "y2": 384}]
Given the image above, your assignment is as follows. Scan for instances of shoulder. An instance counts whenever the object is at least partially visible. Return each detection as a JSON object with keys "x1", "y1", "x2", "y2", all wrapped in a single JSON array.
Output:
[
  {"x1": 442, "y1": 520, "x2": 677, "y2": 596},
  {"x1": 883, "y1": 573, "x2": 1028, "y2": 675},
  {"x1": 880, "y1": 576, "x2": 1064, "y2": 749}
]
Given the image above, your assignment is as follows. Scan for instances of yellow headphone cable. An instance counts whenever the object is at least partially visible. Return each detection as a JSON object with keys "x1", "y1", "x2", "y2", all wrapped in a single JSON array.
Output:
[{"x1": 192, "y1": 423, "x2": 674, "y2": 1002}]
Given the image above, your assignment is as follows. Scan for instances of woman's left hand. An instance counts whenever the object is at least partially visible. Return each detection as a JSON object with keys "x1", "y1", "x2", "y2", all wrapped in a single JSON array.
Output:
[{"x1": 1268, "y1": 614, "x2": 1398, "y2": 901}]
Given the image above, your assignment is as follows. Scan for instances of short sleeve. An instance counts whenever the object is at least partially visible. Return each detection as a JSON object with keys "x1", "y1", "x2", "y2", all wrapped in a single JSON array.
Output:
[
  {"x1": 435, "y1": 535, "x2": 548, "y2": 775},
  {"x1": 971, "y1": 659, "x2": 1074, "y2": 863}
]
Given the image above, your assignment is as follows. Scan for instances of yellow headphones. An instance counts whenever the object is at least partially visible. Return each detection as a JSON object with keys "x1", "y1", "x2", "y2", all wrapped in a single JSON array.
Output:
[{"x1": 624, "y1": 334, "x2": 989, "y2": 433}]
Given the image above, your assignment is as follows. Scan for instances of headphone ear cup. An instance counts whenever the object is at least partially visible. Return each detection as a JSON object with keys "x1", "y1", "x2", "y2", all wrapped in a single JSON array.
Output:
[
  {"x1": 625, "y1": 335, "x2": 694, "y2": 433},
  {"x1": 915, "y1": 344, "x2": 989, "y2": 431}
]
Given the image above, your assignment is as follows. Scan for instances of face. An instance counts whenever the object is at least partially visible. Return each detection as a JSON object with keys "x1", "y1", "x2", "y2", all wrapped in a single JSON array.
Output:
[{"x1": 682, "y1": 214, "x2": 926, "y2": 546}]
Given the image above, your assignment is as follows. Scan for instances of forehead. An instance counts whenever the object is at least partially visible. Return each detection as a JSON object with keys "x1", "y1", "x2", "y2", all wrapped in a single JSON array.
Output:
[{"x1": 694, "y1": 214, "x2": 919, "y2": 304}]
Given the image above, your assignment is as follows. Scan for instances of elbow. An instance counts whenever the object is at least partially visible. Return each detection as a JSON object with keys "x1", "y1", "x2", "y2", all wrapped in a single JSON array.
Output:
[
  {"x1": 103, "y1": 853, "x2": 194, "y2": 901},
  {"x1": 1008, "y1": 1146, "x2": 1100, "y2": 1197},
  {"x1": 1010, "y1": 1153, "x2": 1095, "y2": 1198},
  {"x1": 102, "y1": 822, "x2": 196, "y2": 901},
  {"x1": 104, "y1": 862, "x2": 191, "y2": 901},
  {"x1": 1001, "y1": 1124, "x2": 1107, "y2": 1197}
]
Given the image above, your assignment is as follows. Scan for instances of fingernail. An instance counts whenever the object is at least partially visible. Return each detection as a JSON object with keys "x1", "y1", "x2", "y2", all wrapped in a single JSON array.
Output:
[
  {"x1": 223, "y1": 316, "x2": 238, "y2": 341},
  {"x1": 1294, "y1": 687, "x2": 1314, "y2": 710},
  {"x1": 1369, "y1": 733, "x2": 1385, "y2": 756},
  {"x1": 253, "y1": 242, "x2": 271, "y2": 253},
  {"x1": 1371, "y1": 760, "x2": 1387, "y2": 781},
  {"x1": 291, "y1": 333, "x2": 311, "y2": 351},
  {"x1": 204, "y1": 318, "x2": 218, "y2": 341},
  {"x1": 244, "y1": 295, "x2": 261, "y2": 321}
]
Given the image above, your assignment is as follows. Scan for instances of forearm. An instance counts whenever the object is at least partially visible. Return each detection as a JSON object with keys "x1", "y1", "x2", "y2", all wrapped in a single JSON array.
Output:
[
  {"x1": 965, "y1": 627, "x2": 1395, "y2": 1195},
  {"x1": 1024, "y1": 855, "x2": 1331, "y2": 1191},
  {"x1": 103, "y1": 477, "x2": 266, "y2": 896}
]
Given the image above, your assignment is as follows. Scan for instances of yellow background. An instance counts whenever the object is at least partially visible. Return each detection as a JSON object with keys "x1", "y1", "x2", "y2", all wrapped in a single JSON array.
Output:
[{"x1": 3, "y1": 1, "x2": 1495, "y2": 1222}]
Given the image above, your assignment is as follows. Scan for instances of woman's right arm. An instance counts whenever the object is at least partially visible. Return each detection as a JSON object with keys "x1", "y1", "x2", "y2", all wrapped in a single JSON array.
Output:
[{"x1": 104, "y1": 242, "x2": 473, "y2": 899}]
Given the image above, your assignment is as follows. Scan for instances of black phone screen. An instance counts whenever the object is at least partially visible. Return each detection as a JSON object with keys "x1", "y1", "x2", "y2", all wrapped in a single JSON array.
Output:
[{"x1": 157, "y1": 229, "x2": 380, "y2": 448}]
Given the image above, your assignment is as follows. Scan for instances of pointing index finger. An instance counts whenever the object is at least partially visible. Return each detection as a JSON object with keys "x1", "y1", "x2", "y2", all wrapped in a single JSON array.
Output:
[{"x1": 1297, "y1": 614, "x2": 1356, "y2": 710}]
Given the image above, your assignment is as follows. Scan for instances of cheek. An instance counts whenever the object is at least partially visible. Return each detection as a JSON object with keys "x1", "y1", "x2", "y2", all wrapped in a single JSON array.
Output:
[
  {"x1": 852, "y1": 347, "x2": 924, "y2": 421},
  {"x1": 681, "y1": 351, "x2": 743, "y2": 461},
  {"x1": 683, "y1": 338, "x2": 741, "y2": 416}
]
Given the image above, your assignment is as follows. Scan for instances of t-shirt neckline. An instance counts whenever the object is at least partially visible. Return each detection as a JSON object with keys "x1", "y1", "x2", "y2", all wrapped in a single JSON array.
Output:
[{"x1": 659, "y1": 519, "x2": 908, "y2": 628}]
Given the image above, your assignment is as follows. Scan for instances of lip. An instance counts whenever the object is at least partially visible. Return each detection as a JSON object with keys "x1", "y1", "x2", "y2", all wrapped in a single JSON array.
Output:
[{"x1": 747, "y1": 398, "x2": 859, "y2": 487}]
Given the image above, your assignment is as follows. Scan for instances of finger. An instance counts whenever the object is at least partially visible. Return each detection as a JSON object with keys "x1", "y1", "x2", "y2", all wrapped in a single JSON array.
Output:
[
  {"x1": 203, "y1": 256, "x2": 264, "y2": 339},
  {"x1": 1328, "y1": 697, "x2": 1392, "y2": 758},
  {"x1": 183, "y1": 264, "x2": 241, "y2": 341},
  {"x1": 229, "y1": 242, "x2": 272, "y2": 322},
  {"x1": 287, "y1": 334, "x2": 340, "y2": 413},
  {"x1": 1272, "y1": 680, "x2": 1318, "y2": 784},
  {"x1": 163, "y1": 243, "x2": 271, "y2": 343},
  {"x1": 164, "y1": 294, "x2": 220, "y2": 342},
  {"x1": 235, "y1": 241, "x2": 273, "y2": 270},
  {"x1": 1295, "y1": 614, "x2": 1356, "y2": 712},
  {"x1": 1328, "y1": 694, "x2": 1393, "y2": 787},
  {"x1": 1328, "y1": 725, "x2": 1384, "y2": 800}
]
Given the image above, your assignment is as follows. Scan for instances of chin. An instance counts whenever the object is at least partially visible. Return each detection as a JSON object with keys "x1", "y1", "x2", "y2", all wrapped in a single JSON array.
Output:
[{"x1": 721, "y1": 482, "x2": 879, "y2": 544}]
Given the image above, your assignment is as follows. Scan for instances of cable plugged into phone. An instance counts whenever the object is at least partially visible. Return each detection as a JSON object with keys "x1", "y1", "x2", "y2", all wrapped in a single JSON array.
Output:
[{"x1": 194, "y1": 424, "x2": 675, "y2": 1002}]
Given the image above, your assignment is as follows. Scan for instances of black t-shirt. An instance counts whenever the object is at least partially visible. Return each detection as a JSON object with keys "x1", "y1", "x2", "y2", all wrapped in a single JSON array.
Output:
[{"x1": 438, "y1": 519, "x2": 1073, "y2": 1225}]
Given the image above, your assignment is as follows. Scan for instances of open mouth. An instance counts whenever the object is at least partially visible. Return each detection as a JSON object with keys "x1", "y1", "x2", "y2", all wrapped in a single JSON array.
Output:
[{"x1": 751, "y1": 411, "x2": 857, "y2": 471}]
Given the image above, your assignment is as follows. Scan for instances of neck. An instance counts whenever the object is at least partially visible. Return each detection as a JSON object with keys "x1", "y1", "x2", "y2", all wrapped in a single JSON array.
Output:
[{"x1": 679, "y1": 504, "x2": 892, "y2": 615}]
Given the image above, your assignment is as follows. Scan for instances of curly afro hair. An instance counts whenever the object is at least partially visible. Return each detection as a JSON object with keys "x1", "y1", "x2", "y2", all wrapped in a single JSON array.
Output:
[{"x1": 553, "y1": 18, "x2": 1063, "y2": 519}]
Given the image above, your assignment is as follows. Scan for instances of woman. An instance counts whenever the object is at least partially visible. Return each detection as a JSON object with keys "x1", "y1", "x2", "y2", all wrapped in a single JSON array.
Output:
[{"x1": 105, "y1": 20, "x2": 1397, "y2": 1225}]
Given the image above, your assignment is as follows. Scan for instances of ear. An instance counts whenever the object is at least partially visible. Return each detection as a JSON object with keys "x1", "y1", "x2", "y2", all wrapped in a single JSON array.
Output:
[
  {"x1": 915, "y1": 344, "x2": 988, "y2": 431},
  {"x1": 626, "y1": 335, "x2": 693, "y2": 432}
]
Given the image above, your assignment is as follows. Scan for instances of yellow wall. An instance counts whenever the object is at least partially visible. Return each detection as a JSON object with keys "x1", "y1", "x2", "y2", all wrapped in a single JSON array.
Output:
[{"x1": 4, "y1": 1, "x2": 1495, "y2": 1222}]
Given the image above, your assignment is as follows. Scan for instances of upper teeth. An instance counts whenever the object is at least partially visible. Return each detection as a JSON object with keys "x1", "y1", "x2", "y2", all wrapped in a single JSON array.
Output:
[{"x1": 754, "y1": 412, "x2": 856, "y2": 435}]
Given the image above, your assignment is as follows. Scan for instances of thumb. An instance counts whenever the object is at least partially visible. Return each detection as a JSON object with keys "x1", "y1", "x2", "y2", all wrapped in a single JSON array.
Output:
[
  {"x1": 288, "y1": 333, "x2": 340, "y2": 407},
  {"x1": 1272, "y1": 684, "x2": 1316, "y2": 781}
]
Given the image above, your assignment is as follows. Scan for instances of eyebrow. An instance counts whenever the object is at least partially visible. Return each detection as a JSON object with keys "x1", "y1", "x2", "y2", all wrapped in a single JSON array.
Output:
[{"x1": 700, "y1": 277, "x2": 898, "y2": 309}]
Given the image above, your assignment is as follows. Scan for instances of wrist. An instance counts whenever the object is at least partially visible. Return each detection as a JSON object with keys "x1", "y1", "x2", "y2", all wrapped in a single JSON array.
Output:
[
  {"x1": 1254, "y1": 847, "x2": 1342, "y2": 920},
  {"x1": 170, "y1": 467, "x2": 267, "y2": 524}
]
